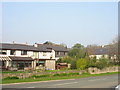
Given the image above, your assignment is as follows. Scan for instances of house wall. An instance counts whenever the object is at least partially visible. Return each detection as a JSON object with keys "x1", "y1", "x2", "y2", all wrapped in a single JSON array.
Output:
[
  {"x1": 38, "y1": 50, "x2": 55, "y2": 59},
  {"x1": 27, "y1": 51, "x2": 34, "y2": 57},
  {"x1": 89, "y1": 54, "x2": 109, "y2": 59},
  {"x1": 15, "y1": 50, "x2": 21, "y2": 56},
  {"x1": 45, "y1": 60, "x2": 55, "y2": 70},
  {"x1": 55, "y1": 51, "x2": 67, "y2": 57},
  {"x1": 7, "y1": 50, "x2": 10, "y2": 56}
]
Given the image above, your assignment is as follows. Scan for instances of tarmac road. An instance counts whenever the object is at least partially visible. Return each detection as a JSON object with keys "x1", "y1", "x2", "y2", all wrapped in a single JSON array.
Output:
[{"x1": 2, "y1": 74, "x2": 119, "y2": 88}]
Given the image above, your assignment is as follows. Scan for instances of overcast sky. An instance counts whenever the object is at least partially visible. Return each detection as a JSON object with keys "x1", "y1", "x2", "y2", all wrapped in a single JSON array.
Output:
[{"x1": 2, "y1": 2, "x2": 118, "y2": 47}]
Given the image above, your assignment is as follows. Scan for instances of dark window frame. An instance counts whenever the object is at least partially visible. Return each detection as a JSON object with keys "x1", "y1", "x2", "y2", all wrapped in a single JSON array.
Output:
[
  {"x1": 10, "y1": 50, "x2": 16, "y2": 55},
  {"x1": 0, "y1": 50, "x2": 7, "y2": 55},
  {"x1": 21, "y1": 50, "x2": 27, "y2": 55}
]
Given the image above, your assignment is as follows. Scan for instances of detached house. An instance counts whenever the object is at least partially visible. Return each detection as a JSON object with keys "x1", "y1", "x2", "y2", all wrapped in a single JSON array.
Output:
[
  {"x1": 0, "y1": 43, "x2": 55, "y2": 70},
  {"x1": 88, "y1": 48, "x2": 109, "y2": 59},
  {"x1": 87, "y1": 46, "x2": 118, "y2": 62}
]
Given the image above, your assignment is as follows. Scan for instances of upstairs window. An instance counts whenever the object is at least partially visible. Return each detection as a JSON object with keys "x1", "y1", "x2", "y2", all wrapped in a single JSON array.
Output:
[
  {"x1": 64, "y1": 52, "x2": 66, "y2": 55},
  {"x1": 0, "y1": 50, "x2": 7, "y2": 55},
  {"x1": 56, "y1": 51, "x2": 60, "y2": 55},
  {"x1": 10, "y1": 50, "x2": 16, "y2": 55},
  {"x1": 21, "y1": 50, "x2": 27, "y2": 55}
]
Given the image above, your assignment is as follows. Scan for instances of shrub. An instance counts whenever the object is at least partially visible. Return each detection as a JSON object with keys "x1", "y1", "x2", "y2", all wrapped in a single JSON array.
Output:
[
  {"x1": 76, "y1": 58, "x2": 88, "y2": 70},
  {"x1": 4, "y1": 76, "x2": 19, "y2": 80},
  {"x1": 70, "y1": 60, "x2": 77, "y2": 69},
  {"x1": 67, "y1": 72, "x2": 79, "y2": 75},
  {"x1": 96, "y1": 58, "x2": 108, "y2": 70},
  {"x1": 53, "y1": 73, "x2": 68, "y2": 76}
]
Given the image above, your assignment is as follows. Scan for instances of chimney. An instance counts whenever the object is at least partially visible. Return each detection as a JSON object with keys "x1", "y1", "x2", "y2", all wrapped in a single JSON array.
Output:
[
  {"x1": 34, "y1": 43, "x2": 38, "y2": 47},
  {"x1": 13, "y1": 41, "x2": 15, "y2": 44},
  {"x1": 25, "y1": 42, "x2": 28, "y2": 45}
]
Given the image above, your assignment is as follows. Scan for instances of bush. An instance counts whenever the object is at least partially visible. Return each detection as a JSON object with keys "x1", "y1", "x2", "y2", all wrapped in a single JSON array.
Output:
[
  {"x1": 67, "y1": 72, "x2": 79, "y2": 75},
  {"x1": 70, "y1": 60, "x2": 77, "y2": 69},
  {"x1": 86, "y1": 60, "x2": 96, "y2": 68},
  {"x1": 53, "y1": 73, "x2": 68, "y2": 76},
  {"x1": 31, "y1": 74, "x2": 50, "y2": 78},
  {"x1": 4, "y1": 76, "x2": 19, "y2": 80},
  {"x1": 95, "y1": 58, "x2": 108, "y2": 70},
  {"x1": 76, "y1": 58, "x2": 88, "y2": 70}
]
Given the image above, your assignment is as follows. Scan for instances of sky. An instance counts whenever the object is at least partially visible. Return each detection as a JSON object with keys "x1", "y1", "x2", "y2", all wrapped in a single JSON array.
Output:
[{"x1": 2, "y1": 2, "x2": 118, "y2": 48}]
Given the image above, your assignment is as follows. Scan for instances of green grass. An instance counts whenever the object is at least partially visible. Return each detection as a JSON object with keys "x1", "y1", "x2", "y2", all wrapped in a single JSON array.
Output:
[{"x1": 1, "y1": 72, "x2": 119, "y2": 84}]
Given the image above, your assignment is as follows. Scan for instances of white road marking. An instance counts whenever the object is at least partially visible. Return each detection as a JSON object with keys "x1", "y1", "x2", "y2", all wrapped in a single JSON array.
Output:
[
  {"x1": 54, "y1": 82, "x2": 78, "y2": 86},
  {"x1": 26, "y1": 87, "x2": 35, "y2": 88},
  {"x1": 89, "y1": 78, "x2": 107, "y2": 81}
]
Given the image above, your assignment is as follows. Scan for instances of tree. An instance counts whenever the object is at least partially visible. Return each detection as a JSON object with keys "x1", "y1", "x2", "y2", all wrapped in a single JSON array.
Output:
[
  {"x1": 72, "y1": 43, "x2": 84, "y2": 49},
  {"x1": 60, "y1": 43, "x2": 67, "y2": 48},
  {"x1": 76, "y1": 58, "x2": 88, "y2": 70},
  {"x1": 61, "y1": 56, "x2": 72, "y2": 64},
  {"x1": 68, "y1": 48, "x2": 87, "y2": 59},
  {"x1": 70, "y1": 60, "x2": 77, "y2": 69},
  {"x1": 43, "y1": 41, "x2": 54, "y2": 45}
]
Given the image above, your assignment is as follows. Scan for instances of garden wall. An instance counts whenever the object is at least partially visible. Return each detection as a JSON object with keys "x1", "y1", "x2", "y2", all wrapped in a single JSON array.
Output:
[
  {"x1": 88, "y1": 66, "x2": 119, "y2": 74},
  {"x1": 1, "y1": 66, "x2": 119, "y2": 79},
  {"x1": 1, "y1": 70, "x2": 86, "y2": 79}
]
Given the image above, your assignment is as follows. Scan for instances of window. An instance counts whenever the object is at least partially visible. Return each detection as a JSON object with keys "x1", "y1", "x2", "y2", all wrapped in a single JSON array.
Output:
[
  {"x1": 10, "y1": 50, "x2": 16, "y2": 55},
  {"x1": 56, "y1": 51, "x2": 60, "y2": 55},
  {"x1": 0, "y1": 50, "x2": 7, "y2": 55},
  {"x1": 21, "y1": 50, "x2": 27, "y2": 55}
]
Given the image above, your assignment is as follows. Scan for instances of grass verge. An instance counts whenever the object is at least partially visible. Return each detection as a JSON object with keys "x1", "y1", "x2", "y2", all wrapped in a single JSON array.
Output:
[{"x1": 1, "y1": 72, "x2": 119, "y2": 84}]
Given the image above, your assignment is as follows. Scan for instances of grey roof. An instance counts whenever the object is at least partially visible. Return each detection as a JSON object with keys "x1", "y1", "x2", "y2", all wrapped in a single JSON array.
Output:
[
  {"x1": 0, "y1": 43, "x2": 51, "y2": 52},
  {"x1": 9, "y1": 56, "x2": 33, "y2": 61},
  {"x1": 90, "y1": 48, "x2": 108, "y2": 55},
  {"x1": 36, "y1": 44, "x2": 69, "y2": 52}
]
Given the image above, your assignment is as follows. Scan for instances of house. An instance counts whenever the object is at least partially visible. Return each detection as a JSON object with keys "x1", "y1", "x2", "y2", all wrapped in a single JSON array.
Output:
[
  {"x1": 0, "y1": 43, "x2": 56, "y2": 70},
  {"x1": 87, "y1": 46, "x2": 117, "y2": 62},
  {"x1": 34, "y1": 43, "x2": 69, "y2": 61},
  {"x1": 87, "y1": 48, "x2": 109, "y2": 59}
]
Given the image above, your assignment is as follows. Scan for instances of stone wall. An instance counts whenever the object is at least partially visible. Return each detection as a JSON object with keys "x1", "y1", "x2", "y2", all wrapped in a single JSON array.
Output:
[
  {"x1": 1, "y1": 70, "x2": 86, "y2": 79},
  {"x1": 88, "y1": 66, "x2": 119, "y2": 74},
  {"x1": 1, "y1": 66, "x2": 119, "y2": 79}
]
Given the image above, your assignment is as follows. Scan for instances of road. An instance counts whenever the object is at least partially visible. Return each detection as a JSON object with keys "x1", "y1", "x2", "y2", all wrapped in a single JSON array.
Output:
[{"x1": 2, "y1": 74, "x2": 119, "y2": 88}]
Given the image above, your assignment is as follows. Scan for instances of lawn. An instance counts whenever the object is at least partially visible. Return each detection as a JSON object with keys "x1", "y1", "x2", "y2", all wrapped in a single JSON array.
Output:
[{"x1": 1, "y1": 72, "x2": 119, "y2": 84}]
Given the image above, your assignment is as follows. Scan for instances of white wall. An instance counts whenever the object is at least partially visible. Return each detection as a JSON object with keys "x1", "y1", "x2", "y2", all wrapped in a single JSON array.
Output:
[
  {"x1": 45, "y1": 60, "x2": 55, "y2": 70},
  {"x1": 89, "y1": 54, "x2": 109, "y2": 59},
  {"x1": 15, "y1": 50, "x2": 21, "y2": 56},
  {"x1": 27, "y1": 51, "x2": 34, "y2": 57},
  {"x1": 39, "y1": 50, "x2": 55, "y2": 59},
  {"x1": 7, "y1": 50, "x2": 10, "y2": 56}
]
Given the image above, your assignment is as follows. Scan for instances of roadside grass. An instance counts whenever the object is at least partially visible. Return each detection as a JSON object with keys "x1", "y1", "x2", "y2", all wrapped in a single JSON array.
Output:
[{"x1": 1, "y1": 72, "x2": 119, "y2": 84}]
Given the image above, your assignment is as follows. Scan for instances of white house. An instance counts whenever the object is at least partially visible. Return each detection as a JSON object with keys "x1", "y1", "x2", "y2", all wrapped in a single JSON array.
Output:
[
  {"x1": 0, "y1": 43, "x2": 56, "y2": 70},
  {"x1": 88, "y1": 48, "x2": 109, "y2": 60}
]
